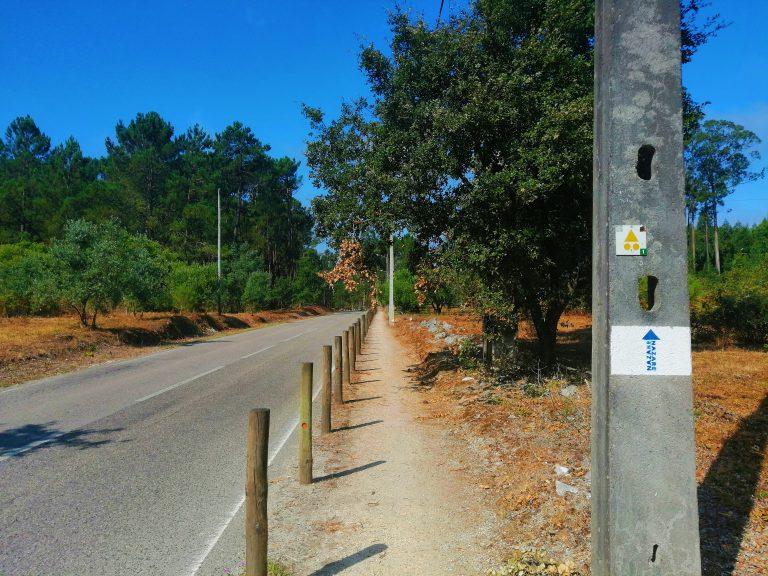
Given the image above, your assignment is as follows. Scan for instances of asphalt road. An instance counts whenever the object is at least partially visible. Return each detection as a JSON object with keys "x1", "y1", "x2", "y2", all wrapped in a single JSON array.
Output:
[{"x1": 0, "y1": 311, "x2": 360, "y2": 576}]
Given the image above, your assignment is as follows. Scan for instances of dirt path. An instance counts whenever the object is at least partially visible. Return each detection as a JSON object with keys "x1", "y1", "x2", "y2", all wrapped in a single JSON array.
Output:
[{"x1": 269, "y1": 311, "x2": 497, "y2": 575}]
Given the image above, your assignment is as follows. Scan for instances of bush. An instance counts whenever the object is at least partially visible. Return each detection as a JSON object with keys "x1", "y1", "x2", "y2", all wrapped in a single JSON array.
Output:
[
  {"x1": 291, "y1": 250, "x2": 327, "y2": 306},
  {"x1": 0, "y1": 242, "x2": 59, "y2": 315},
  {"x1": 223, "y1": 248, "x2": 263, "y2": 311},
  {"x1": 50, "y1": 219, "x2": 171, "y2": 326},
  {"x1": 242, "y1": 271, "x2": 271, "y2": 311},
  {"x1": 379, "y1": 269, "x2": 421, "y2": 312},
  {"x1": 170, "y1": 263, "x2": 218, "y2": 312},
  {"x1": 690, "y1": 256, "x2": 768, "y2": 346},
  {"x1": 268, "y1": 277, "x2": 294, "y2": 309}
]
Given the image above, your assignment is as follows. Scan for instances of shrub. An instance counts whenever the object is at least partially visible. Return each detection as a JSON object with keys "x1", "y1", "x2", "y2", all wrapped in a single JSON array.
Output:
[
  {"x1": 50, "y1": 219, "x2": 171, "y2": 326},
  {"x1": 170, "y1": 262, "x2": 218, "y2": 312},
  {"x1": 223, "y1": 248, "x2": 263, "y2": 311},
  {"x1": 242, "y1": 271, "x2": 271, "y2": 311},
  {"x1": 268, "y1": 277, "x2": 294, "y2": 309},
  {"x1": 690, "y1": 256, "x2": 768, "y2": 346},
  {"x1": 379, "y1": 269, "x2": 421, "y2": 312},
  {"x1": 0, "y1": 242, "x2": 59, "y2": 315},
  {"x1": 291, "y1": 250, "x2": 327, "y2": 306}
]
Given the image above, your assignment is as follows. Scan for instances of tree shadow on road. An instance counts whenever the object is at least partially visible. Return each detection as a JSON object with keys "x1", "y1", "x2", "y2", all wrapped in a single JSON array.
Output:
[
  {"x1": 0, "y1": 422, "x2": 124, "y2": 460},
  {"x1": 308, "y1": 543, "x2": 388, "y2": 575},
  {"x1": 698, "y1": 393, "x2": 768, "y2": 575}
]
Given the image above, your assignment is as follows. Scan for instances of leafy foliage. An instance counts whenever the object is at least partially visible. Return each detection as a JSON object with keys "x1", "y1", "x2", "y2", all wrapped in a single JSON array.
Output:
[
  {"x1": 0, "y1": 113, "x2": 332, "y2": 318},
  {"x1": 690, "y1": 249, "x2": 768, "y2": 347},
  {"x1": 50, "y1": 219, "x2": 170, "y2": 327},
  {"x1": 686, "y1": 119, "x2": 763, "y2": 273},
  {"x1": 304, "y1": 0, "x2": 725, "y2": 363}
]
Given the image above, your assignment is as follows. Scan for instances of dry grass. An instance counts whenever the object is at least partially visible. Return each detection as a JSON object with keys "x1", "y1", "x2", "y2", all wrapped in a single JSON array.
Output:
[
  {"x1": 394, "y1": 310, "x2": 767, "y2": 575},
  {"x1": 0, "y1": 306, "x2": 327, "y2": 387}
]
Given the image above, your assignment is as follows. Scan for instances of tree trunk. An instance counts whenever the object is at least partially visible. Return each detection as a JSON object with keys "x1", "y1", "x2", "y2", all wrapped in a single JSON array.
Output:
[
  {"x1": 713, "y1": 205, "x2": 721, "y2": 273},
  {"x1": 704, "y1": 215, "x2": 711, "y2": 271},
  {"x1": 530, "y1": 303, "x2": 563, "y2": 367},
  {"x1": 690, "y1": 221, "x2": 696, "y2": 272}
]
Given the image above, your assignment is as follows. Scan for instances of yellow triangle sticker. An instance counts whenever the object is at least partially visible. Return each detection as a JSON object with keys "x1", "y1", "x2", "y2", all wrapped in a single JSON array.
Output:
[{"x1": 624, "y1": 229, "x2": 639, "y2": 243}]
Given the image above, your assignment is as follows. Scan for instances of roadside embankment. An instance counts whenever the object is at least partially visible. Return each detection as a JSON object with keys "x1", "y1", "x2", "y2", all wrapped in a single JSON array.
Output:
[{"x1": 0, "y1": 306, "x2": 327, "y2": 387}]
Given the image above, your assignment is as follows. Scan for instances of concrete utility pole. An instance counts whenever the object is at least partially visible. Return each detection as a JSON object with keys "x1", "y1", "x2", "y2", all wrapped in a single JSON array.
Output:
[
  {"x1": 388, "y1": 234, "x2": 394, "y2": 325},
  {"x1": 592, "y1": 1, "x2": 701, "y2": 575}
]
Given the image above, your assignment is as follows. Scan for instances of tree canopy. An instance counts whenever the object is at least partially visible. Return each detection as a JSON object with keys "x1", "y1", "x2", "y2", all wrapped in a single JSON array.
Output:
[{"x1": 305, "y1": 0, "x2": 722, "y2": 362}]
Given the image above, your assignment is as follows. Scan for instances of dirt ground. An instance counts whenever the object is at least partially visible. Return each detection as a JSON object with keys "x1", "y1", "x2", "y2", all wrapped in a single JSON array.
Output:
[
  {"x1": 392, "y1": 310, "x2": 768, "y2": 576},
  {"x1": 0, "y1": 307, "x2": 327, "y2": 387},
  {"x1": 265, "y1": 311, "x2": 499, "y2": 575}
]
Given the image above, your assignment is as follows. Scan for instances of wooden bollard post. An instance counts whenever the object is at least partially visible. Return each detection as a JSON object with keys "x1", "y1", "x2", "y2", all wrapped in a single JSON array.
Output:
[
  {"x1": 342, "y1": 330, "x2": 351, "y2": 387},
  {"x1": 246, "y1": 408, "x2": 269, "y2": 576},
  {"x1": 349, "y1": 324, "x2": 357, "y2": 371},
  {"x1": 321, "y1": 346, "x2": 332, "y2": 434},
  {"x1": 332, "y1": 336, "x2": 343, "y2": 404},
  {"x1": 362, "y1": 314, "x2": 367, "y2": 339},
  {"x1": 355, "y1": 319, "x2": 362, "y2": 355},
  {"x1": 298, "y1": 363, "x2": 313, "y2": 484}
]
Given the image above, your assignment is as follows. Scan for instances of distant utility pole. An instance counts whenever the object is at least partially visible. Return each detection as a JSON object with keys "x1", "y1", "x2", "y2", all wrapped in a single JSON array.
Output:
[
  {"x1": 388, "y1": 234, "x2": 394, "y2": 325},
  {"x1": 592, "y1": 1, "x2": 701, "y2": 575},
  {"x1": 217, "y1": 187, "x2": 222, "y2": 316}
]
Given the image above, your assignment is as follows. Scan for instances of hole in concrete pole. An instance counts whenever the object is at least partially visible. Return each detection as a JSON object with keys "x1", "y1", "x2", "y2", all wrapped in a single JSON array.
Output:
[
  {"x1": 638, "y1": 275, "x2": 659, "y2": 311},
  {"x1": 650, "y1": 544, "x2": 659, "y2": 563},
  {"x1": 636, "y1": 144, "x2": 655, "y2": 180}
]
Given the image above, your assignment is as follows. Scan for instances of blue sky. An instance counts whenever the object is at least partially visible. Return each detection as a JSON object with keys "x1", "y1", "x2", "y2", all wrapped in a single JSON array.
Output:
[{"x1": 1, "y1": 0, "x2": 765, "y2": 224}]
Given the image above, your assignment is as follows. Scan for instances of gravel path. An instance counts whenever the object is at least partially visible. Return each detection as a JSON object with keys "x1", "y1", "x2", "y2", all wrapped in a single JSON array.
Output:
[{"x1": 262, "y1": 311, "x2": 498, "y2": 575}]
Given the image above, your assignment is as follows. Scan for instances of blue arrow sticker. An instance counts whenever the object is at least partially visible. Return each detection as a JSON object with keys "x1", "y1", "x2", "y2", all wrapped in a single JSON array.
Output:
[{"x1": 643, "y1": 329, "x2": 659, "y2": 371}]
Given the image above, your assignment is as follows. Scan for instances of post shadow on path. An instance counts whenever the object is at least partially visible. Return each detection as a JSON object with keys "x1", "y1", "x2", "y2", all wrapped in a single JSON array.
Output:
[
  {"x1": 344, "y1": 395, "x2": 382, "y2": 403},
  {"x1": 0, "y1": 422, "x2": 123, "y2": 459},
  {"x1": 308, "y1": 543, "x2": 388, "y2": 576},
  {"x1": 698, "y1": 393, "x2": 768, "y2": 576},
  {"x1": 313, "y1": 460, "x2": 386, "y2": 483},
  {"x1": 333, "y1": 420, "x2": 383, "y2": 433}
]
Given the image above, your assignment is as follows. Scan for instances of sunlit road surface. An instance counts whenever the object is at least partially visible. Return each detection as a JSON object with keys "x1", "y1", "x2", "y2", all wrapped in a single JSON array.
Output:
[{"x1": 0, "y1": 312, "x2": 358, "y2": 576}]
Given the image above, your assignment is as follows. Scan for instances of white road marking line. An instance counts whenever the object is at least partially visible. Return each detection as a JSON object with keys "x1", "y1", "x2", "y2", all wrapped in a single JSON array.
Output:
[
  {"x1": 1, "y1": 323, "x2": 326, "y2": 463},
  {"x1": 280, "y1": 327, "x2": 317, "y2": 343},
  {"x1": 240, "y1": 345, "x2": 275, "y2": 359},
  {"x1": 185, "y1": 380, "x2": 323, "y2": 576},
  {"x1": 0, "y1": 433, "x2": 64, "y2": 462},
  {"x1": 133, "y1": 366, "x2": 225, "y2": 404}
]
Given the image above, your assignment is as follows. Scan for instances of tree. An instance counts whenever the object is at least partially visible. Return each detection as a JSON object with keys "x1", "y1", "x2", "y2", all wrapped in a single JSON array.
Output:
[
  {"x1": 319, "y1": 239, "x2": 378, "y2": 307},
  {"x1": 50, "y1": 219, "x2": 169, "y2": 327},
  {"x1": 213, "y1": 122, "x2": 270, "y2": 245},
  {"x1": 306, "y1": 0, "x2": 723, "y2": 364},
  {"x1": 0, "y1": 116, "x2": 52, "y2": 240},
  {"x1": 292, "y1": 249, "x2": 329, "y2": 306},
  {"x1": 686, "y1": 120, "x2": 763, "y2": 273},
  {"x1": 105, "y1": 112, "x2": 180, "y2": 239}
]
